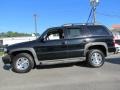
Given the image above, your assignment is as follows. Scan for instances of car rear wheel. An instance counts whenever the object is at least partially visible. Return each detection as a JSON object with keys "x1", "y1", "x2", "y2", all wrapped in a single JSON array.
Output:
[
  {"x1": 12, "y1": 53, "x2": 34, "y2": 73},
  {"x1": 87, "y1": 49, "x2": 105, "y2": 68}
]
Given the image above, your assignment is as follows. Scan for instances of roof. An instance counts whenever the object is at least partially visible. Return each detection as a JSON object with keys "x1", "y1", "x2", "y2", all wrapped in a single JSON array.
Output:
[
  {"x1": 47, "y1": 23, "x2": 107, "y2": 30},
  {"x1": 62, "y1": 23, "x2": 101, "y2": 27}
]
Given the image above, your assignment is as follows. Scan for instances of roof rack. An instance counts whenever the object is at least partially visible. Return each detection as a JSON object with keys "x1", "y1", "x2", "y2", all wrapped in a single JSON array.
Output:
[{"x1": 62, "y1": 23, "x2": 95, "y2": 27}]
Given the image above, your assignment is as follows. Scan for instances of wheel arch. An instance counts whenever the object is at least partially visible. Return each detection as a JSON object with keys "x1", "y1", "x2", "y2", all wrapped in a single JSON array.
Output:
[
  {"x1": 84, "y1": 42, "x2": 108, "y2": 57},
  {"x1": 9, "y1": 48, "x2": 40, "y2": 66}
]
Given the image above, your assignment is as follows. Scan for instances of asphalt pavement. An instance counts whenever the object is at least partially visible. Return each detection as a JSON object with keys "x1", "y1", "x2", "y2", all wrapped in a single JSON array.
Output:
[{"x1": 0, "y1": 54, "x2": 120, "y2": 90}]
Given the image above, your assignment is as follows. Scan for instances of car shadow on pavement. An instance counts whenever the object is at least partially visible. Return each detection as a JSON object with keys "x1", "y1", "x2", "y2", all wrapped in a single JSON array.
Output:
[
  {"x1": 2, "y1": 62, "x2": 88, "y2": 71},
  {"x1": 3, "y1": 58, "x2": 120, "y2": 71},
  {"x1": 36, "y1": 58, "x2": 120, "y2": 70},
  {"x1": 36, "y1": 63, "x2": 74, "y2": 69},
  {"x1": 3, "y1": 64, "x2": 12, "y2": 71},
  {"x1": 106, "y1": 57, "x2": 120, "y2": 65},
  {"x1": 36, "y1": 62, "x2": 88, "y2": 70}
]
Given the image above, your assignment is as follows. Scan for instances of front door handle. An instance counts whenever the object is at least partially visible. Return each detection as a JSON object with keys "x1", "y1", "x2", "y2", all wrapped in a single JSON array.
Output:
[
  {"x1": 82, "y1": 40, "x2": 87, "y2": 43},
  {"x1": 62, "y1": 41, "x2": 67, "y2": 45}
]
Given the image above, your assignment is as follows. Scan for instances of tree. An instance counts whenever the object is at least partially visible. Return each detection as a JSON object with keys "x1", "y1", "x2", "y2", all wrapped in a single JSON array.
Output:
[{"x1": 0, "y1": 31, "x2": 31, "y2": 38}]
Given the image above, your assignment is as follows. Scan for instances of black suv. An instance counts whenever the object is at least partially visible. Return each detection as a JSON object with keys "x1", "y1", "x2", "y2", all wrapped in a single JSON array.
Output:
[{"x1": 2, "y1": 24, "x2": 116, "y2": 73}]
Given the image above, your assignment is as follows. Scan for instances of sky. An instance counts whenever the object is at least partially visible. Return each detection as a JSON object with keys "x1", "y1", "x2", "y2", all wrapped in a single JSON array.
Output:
[{"x1": 0, "y1": 0, "x2": 120, "y2": 34}]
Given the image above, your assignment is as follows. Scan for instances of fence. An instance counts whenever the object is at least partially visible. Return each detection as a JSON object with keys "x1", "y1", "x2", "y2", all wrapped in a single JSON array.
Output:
[
  {"x1": 0, "y1": 46, "x2": 4, "y2": 52},
  {"x1": 2, "y1": 37, "x2": 36, "y2": 45}
]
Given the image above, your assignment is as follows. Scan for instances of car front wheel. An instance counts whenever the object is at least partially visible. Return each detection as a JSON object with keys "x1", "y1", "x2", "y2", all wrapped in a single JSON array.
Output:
[{"x1": 12, "y1": 53, "x2": 34, "y2": 73}]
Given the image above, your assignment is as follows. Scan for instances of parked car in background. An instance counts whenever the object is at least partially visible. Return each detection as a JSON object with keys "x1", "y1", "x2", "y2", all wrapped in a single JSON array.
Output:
[{"x1": 112, "y1": 31, "x2": 120, "y2": 53}]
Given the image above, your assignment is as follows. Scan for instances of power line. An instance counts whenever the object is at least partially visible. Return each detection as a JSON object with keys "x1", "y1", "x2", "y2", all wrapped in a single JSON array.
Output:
[
  {"x1": 86, "y1": 8, "x2": 93, "y2": 23},
  {"x1": 96, "y1": 12, "x2": 120, "y2": 18}
]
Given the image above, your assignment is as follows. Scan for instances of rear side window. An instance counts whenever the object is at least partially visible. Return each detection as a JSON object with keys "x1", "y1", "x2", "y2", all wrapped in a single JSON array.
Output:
[
  {"x1": 67, "y1": 28, "x2": 86, "y2": 39},
  {"x1": 88, "y1": 26, "x2": 110, "y2": 36}
]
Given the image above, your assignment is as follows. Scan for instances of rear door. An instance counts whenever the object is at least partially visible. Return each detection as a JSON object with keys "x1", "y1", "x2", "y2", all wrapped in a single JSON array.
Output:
[{"x1": 65, "y1": 26, "x2": 90, "y2": 58}]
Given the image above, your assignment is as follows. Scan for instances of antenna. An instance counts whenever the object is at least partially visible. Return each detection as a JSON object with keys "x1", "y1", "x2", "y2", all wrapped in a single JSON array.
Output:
[{"x1": 90, "y1": 0, "x2": 100, "y2": 24}]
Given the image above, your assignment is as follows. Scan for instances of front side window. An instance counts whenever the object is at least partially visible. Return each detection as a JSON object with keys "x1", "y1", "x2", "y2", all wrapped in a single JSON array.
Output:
[{"x1": 45, "y1": 29, "x2": 64, "y2": 41}]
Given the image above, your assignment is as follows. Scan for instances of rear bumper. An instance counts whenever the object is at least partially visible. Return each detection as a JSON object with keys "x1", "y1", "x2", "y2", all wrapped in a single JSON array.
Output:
[
  {"x1": 107, "y1": 47, "x2": 116, "y2": 55},
  {"x1": 108, "y1": 47, "x2": 116, "y2": 53},
  {"x1": 2, "y1": 55, "x2": 11, "y2": 64}
]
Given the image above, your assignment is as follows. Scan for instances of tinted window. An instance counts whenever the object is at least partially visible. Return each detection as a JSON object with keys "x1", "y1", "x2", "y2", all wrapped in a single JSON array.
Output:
[
  {"x1": 67, "y1": 28, "x2": 84, "y2": 38},
  {"x1": 88, "y1": 26, "x2": 109, "y2": 36}
]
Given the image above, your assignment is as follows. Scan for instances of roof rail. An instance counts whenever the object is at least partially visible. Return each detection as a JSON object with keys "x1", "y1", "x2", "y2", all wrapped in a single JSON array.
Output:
[{"x1": 62, "y1": 23, "x2": 95, "y2": 27}]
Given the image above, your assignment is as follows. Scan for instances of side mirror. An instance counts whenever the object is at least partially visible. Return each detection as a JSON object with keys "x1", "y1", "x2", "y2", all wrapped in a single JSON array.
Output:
[{"x1": 40, "y1": 38, "x2": 45, "y2": 42}]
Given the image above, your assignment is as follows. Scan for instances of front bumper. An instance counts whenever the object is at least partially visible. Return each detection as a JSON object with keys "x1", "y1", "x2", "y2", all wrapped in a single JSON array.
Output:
[{"x1": 2, "y1": 55, "x2": 11, "y2": 64}]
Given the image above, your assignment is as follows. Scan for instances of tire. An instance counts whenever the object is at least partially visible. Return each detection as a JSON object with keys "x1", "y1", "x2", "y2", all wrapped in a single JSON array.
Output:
[
  {"x1": 114, "y1": 48, "x2": 118, "y2": 54},
  {"x1": 86, "y1": 49, "x2": 105, "y2": 68},
  {"x1": 12, "y1": 53, "x2": 34, "y2": 73}
]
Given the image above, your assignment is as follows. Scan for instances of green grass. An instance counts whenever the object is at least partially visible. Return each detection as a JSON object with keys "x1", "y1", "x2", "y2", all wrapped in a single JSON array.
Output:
[{"x1": 0, "y1": 52, "x2": 4, "y2": 56}]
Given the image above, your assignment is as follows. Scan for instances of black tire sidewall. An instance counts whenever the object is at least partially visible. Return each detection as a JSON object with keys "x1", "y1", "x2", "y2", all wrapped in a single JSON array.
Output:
[
  {"x1": 12, "y1": 53, "x2": 34, "y2": 73},
  {"x1": 87, "y1": 49, "x2": 105, "y2": 68}
]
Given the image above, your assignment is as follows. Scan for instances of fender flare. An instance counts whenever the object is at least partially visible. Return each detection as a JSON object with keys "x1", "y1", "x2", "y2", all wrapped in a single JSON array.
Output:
[
  {"x1": 9, "y1": 48, "x2": 40, "y2": 65},
  {"x1": 84, "y1": 42, "x2": 108, "y2": 56}
]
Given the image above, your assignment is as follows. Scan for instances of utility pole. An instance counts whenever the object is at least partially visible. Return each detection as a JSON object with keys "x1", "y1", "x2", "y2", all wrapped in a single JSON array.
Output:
[
  {"x1": 90, "y1": 0, "x2": 99, "y2": 25},
  {"x1": 33, "y1": 14, "x2": 38, "y2": 38}
]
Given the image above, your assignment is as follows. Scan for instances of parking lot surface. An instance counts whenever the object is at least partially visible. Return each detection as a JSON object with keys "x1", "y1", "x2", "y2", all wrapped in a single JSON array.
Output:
[{"x1": 0, "y1": 54, "x2": 120, "y2": 90}]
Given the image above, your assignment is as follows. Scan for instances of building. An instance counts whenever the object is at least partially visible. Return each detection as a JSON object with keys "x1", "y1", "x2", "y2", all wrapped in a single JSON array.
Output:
[
  {"x1": 111, "y1": 24, "x2": 120, "y2": 39},
  {"x1": 1, "y1": 34, "x2": 58, "y2": 46},
  {"x1": 2, "y1": 36, "x2": 36, "y2": 45},
  {"x1": 111, "y1": 24, "x2": 120, "y2": 53},
  {"x1": 112, "y1": 24, "x2": 120, "y2": 29}
]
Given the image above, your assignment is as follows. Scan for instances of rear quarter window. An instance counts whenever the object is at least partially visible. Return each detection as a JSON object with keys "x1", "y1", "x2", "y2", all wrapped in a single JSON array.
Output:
[{"x1": 87, "y1": 26, "x2": 110, "y2": 36}]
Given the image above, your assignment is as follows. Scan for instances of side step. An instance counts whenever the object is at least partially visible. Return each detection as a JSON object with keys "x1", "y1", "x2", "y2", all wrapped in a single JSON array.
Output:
[{"x1": 39, "y1": 57, "x2": 86, "y2": 65}]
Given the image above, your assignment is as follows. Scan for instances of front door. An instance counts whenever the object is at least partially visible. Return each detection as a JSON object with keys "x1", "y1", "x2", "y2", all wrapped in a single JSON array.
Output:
[{"x1": 35, "y1": 28, "x2": 68, "y2": 60}]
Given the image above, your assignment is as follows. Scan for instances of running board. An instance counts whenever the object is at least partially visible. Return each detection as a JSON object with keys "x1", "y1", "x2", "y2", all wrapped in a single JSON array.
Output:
[{"x1": 39, "y1": 57, "x2": 86, "y2": 65}]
